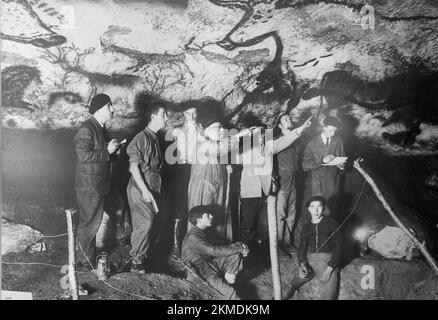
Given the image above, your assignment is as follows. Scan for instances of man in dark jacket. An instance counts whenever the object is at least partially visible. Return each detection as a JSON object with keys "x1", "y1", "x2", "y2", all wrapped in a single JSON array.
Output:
[
  {"x1": 182, "y1": 205, "x2": 249, "y2": 300},
  {"x1": 74, "y1": 93, "x2": 118, "y2": 269},
  {"x1": 302, "y1": 116, "x2": 345, "y2": 203},
  {"x1": 296, "y1": 196, "x2": 343, "y2": 300}
]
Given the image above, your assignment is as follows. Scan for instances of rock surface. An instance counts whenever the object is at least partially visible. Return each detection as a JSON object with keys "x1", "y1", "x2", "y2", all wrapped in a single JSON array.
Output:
[
  {"x1": 2, "y1": 218, "x2": 44, "y2": 255},
  {"x1": 368, "y1": 226, "x2": 414, "y2": 259},
  {"x1": 407, "y1": 277, "x2": 438, "y2": 300},
  {"x1": 1, "y1": 0, "x2": 438, "y2": 155},
  {"x1": 253, "y1": 254, "x2": 434, "y2": 300}
]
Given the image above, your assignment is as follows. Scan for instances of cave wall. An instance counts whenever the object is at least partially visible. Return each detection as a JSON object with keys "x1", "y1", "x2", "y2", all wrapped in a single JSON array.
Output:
[{"x1": 2, "y1": 0, "x2": 438, "y2": 155}]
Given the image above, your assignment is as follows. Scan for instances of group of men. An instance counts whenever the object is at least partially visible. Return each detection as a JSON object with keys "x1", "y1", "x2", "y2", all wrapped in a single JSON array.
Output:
[{"x1": 73, "y1": 93, "x2": 345, "y2": 299}]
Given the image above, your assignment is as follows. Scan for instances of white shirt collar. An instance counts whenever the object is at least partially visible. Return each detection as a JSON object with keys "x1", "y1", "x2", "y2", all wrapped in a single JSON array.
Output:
[
  {"x1": 93, "y1": 115, "x2": 104, "y2": 128},
  {"x1": 321, "y1": 132, "x2": 330, "y2": 144}
]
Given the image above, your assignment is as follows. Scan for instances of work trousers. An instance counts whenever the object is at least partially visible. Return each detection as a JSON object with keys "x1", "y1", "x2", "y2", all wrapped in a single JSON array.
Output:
[
  {"x1": 76, "y1": 191, "x2": 105, "y2": 265},
  {"x1": 196, "y1": 253, "x2": 243, "y2": 300},
  {"x1": 127, "y1": 180, "x2": 159, "y2": 265},
  {"x1": 240, "y1": 197, "x2": 268, "y2": 245},
  {"x1": 295, "y1": 252, "x2": 339, "y2": 300},
  {"x1": 276, "y1": 184, "x2": 297, "y2": 247}
]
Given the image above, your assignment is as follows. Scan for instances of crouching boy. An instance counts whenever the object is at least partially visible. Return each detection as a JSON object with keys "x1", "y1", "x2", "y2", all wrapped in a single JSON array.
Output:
[{"x1": 181, "y1": 205, "x2": 249, "y2": 300}]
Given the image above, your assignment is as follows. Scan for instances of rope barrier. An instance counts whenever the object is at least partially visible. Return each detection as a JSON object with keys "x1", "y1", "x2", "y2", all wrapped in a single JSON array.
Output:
[
  {"x1": 42, "y1": 233, "x2": 68, "y2": 238},
  {"x1": 3, "y1": 238, "x2": 156, "y2": 300},
  {"x1": 2, "y1": 261, "x2": 64, "y2": 268}
]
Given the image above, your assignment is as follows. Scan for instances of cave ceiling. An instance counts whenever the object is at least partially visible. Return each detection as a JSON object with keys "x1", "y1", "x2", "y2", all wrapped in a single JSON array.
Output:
[{"x1": 1, "y1": 0, "x2": 438, "y2": 155}]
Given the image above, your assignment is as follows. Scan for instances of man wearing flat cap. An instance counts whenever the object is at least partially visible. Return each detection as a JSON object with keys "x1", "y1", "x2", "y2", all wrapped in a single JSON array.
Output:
[{"x1": 74, "y1": 93, "x2": 118, "y2": 269}]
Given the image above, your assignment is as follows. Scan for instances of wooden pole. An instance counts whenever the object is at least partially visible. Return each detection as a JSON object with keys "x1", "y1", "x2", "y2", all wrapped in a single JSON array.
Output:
[
  {"x1": 224, "y1": 165, "x2": 233, "y2": 243},
  {"x1": 65, "y1": 209, "x2": 79, "y2": 300},
  {"x1": 353, "y1": 159, "x2": 438, "y2": 276},
  {"x1": 267, "y1": 195, "x2": 282, "y2": 300}
]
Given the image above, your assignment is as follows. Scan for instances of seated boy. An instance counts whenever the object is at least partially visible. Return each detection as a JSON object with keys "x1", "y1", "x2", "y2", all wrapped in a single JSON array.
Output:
[
  {"x1": 181, "y1": 205, "x2": 249, "y2": 300},
  {"x1": 295, "y1": 196, "x2": 343, "y2": 300}
]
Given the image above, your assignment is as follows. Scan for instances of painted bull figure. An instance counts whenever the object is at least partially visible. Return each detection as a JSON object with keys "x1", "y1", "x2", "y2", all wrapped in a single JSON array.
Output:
[{"x1": 1, "y1": 0, "x2": 66, "y2": 48}]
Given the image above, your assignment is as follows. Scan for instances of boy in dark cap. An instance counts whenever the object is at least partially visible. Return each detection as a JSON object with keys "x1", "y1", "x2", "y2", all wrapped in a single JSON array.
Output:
[
  {"x1": 295, "y1": 196, "x2": 343, "y2": 300},
  {"x1": 74, "y1": 93, "x2": 119, "y2": 270}
]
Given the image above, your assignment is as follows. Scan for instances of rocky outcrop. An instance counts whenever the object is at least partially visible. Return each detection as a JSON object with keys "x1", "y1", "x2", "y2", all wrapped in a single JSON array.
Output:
[
  {"x1": 247, "y1": 253, "x2": 434, "y2": 300},
  {"x1": 407, "y1": 277, "x2": 438, "y2": 300},
  {"x1": 368, "y1": 226, "x2": 415, "y2": 259}
]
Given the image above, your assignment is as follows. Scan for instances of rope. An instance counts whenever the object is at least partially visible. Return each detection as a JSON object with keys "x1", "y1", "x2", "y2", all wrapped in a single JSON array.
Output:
[
  {"x1": 77, "y1": 242, "x2": 155, "y2": 300},
  {"x1": 2, "y1": 261, "x2": 64, "y2": 268},
  {"x1": 317, "y1": 178, "x2": 367, "y2": 252},
  {"x1": 43, "y1": 233, "x2": 68, "y2": 238}
]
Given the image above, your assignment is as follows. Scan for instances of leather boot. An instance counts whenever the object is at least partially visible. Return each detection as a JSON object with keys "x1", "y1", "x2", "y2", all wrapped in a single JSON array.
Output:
[{"x1": 170, "y1": 218, "x2": 182, "y2": 260}]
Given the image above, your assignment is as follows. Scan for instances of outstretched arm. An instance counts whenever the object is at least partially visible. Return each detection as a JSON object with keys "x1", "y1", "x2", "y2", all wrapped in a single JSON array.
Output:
[{"x1": 272, "y1": 117, "x2": 312, "y2": 154}]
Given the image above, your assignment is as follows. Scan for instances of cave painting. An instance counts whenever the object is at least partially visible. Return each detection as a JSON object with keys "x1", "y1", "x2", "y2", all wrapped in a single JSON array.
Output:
[
  {"x1": 208, "y1": 0, "x2": 372, "y2": 51},
  {"x1": 1, "y1": 65, "x2": 42, "y2": 111},
  {"x1": 205, "y1": 0, "x2": 438, "y2": 145},
  {"x1": 1, "y1": 0, "x2": 66, "y2": 48},
  {"x1": 314, "y1": 70, "x2": 438, "y2": 145}
]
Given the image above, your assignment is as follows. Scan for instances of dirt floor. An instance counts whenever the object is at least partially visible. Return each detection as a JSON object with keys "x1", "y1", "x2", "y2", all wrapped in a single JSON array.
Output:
[{"x1": 1, "y1": 206, "x2": 295, "y2": 301}]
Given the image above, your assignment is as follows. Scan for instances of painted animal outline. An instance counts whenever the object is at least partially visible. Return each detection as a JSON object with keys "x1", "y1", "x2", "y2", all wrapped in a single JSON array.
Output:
[
  {"x1": 315, "y1": 70, "x2": 438, "y2": 145},
  {"x1": 1, "y1": 0, "x2": 66, "y2": 48},
  {"x1": 40, "y1": 43, "x2": 145, "y2": 105}
]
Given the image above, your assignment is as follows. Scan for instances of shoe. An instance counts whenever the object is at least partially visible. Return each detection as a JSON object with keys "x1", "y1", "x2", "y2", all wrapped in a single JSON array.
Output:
[
  {"x1": 185, "y1": 271, "x2": 197, "y2": 282},
  {"x1": 224, "y1": 272, "x2": 236, "y2": 284},
  {"x1": 130, "y1": 262, "x2": 146, "y2": 274}
]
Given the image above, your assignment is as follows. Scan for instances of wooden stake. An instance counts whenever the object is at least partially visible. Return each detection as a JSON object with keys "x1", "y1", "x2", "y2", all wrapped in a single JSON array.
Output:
[
  {"x1": 267, "y1": 195, "x2": 282, "y2": 300},
  {"x1": 224, "y1": 165, "x2": 233, "y2": 243},
  {"x1": 353, "y1": 159, "x2": 438, "y2": 276},
  {"x1": 65, "y1": 209, "x2": 79, "y2": 300}
]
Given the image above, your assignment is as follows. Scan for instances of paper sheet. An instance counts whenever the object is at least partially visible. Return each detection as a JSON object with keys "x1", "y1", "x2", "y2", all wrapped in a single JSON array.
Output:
[{"x1": 322, "y1": 156, "x2": 348, "y2": 166}]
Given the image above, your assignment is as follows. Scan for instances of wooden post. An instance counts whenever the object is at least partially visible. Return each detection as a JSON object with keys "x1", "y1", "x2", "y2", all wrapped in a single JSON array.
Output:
[
  {"x1": 353, "y1": 159, "x2": 438, "y2": 276},
  {"x1": 225, "y1": 165, "x2": 233, "y2": 243},
  {"x1": 65, "y1": 209, "x2": 79, "y2": 300},
  {"x1": 267, "y1": 195, "x2": 282, "y2": 300}
]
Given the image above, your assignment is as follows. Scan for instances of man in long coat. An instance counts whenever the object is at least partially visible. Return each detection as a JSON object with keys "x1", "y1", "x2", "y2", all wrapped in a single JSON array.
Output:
[
  {"x1": 302, "y1": 116, "x2": 345, "y2": 203},
  {"x1": 74, "y1": 94, "x2": 118, "y2": 269}
]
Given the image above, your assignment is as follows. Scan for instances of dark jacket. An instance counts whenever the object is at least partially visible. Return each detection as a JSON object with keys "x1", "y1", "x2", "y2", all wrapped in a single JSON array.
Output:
[
  {"x1": 302, "y1": 134, "x2": 345, "y2": 200},
  {"x1": 297, "y1": 216, "x2": 343, "y2": 269},
  {"x1": 74, "y1": 117, "x2": 110, "y2": 195},
  {"x1": 181, "y1": 226, "x2": 242, "y2": 267}
]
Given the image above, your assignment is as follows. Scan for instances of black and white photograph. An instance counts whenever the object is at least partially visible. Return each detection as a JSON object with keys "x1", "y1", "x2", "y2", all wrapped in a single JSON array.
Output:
[{"x1": 1, "y1": 0, "x2": 438, "y2": 305}]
